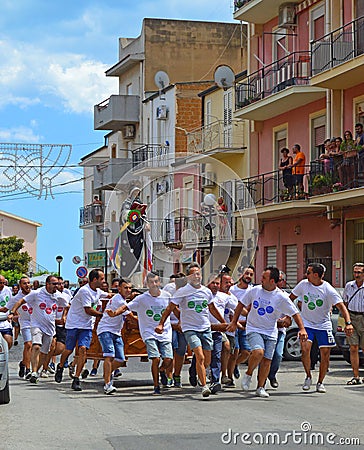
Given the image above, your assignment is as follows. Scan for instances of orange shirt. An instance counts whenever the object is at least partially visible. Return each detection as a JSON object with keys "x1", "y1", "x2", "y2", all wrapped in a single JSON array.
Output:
[{"x1": 292, "y1": 151, "x2": 305, "y2": 175}]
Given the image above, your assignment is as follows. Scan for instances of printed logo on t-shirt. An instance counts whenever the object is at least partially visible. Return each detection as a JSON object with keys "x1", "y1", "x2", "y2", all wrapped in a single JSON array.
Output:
[
  {"x1": 253, "y1": 298, "x2": 274, "y2": 316},
  {"x1": 188, "y1": 299, "x2": 208, "y2": 313},
  {"x1": 0, "y1": 295, "x2": 9, "y2": 307},
  {"x1": 22, "y1": 305, "x2": 28, "y2": 311},
  {"x1": 303, "y1": 294, "x2": 324, "y2": 310},
  {"x1": 39, "y1": 302, "x2": 46, "y2": 310},
  {"x1": 146, "y1": 305, "x2": 166, "y2": 321},
  {"x1": 28, "y1": 307, "x2": 33, "y2": 314}
]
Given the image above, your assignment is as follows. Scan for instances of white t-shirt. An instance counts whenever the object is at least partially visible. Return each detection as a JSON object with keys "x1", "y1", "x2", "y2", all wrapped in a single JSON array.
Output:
[
  {"x1": 65, "y1": 284, "x2": 107, "y2": 330},
  {"x1": 162, "y1": 283, "x2": 179, "y2": 325},
  {"x1": 55, "y1": 290, "x2": 72, "y2": 326},
  {"x1": 244, "y1": 285, "x2": 299, "y2": 338},
  {"x1": 127, "y1": 291, "x2": 172, "y2": 342},
  {"x1": 343, "y1": 281, "x2": 364, "y2": 313},
  {"x1": 230, "y1": 283, "x2": 253, "y2": 323},
  {"x1": 97, "y1": 294, "x2": 130, "y2": 336},
  {"x1": 292, "y1": 279, "x2": 342, "y2": 330},
  {"x1": 0, "y1": 286, "x2": 14, "y2": 330},
  {"x1": 171, "y1": 284, "x2": 213, "y2": 332},
  {"x1": 7, "y1": 291, "x2": 31, "y2": 329},
  {"x1": 209, "y1": 291, "x2": 237, "y2": 325},
  {"x1": 24, "y1": 287, "x2": 68, "y2": 336}
]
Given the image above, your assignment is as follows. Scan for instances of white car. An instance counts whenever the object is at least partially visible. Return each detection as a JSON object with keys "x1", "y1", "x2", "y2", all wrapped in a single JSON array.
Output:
[{"x1": 0, "y1": 312, "x2": 10, "y2": 404}]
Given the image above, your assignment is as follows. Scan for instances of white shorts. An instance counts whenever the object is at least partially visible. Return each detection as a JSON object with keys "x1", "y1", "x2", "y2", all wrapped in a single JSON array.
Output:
[{"x1": 31, "y1": 327, "x2": 53, "y2": 354}]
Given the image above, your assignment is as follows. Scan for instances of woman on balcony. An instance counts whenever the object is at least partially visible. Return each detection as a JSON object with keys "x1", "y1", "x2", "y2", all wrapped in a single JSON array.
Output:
[
  {"x1": 339, "y1": 130, "x2": 358, "y2": 189},
  {"x1": 279, "y1": 148, "x2": 293, "y2": 199}
]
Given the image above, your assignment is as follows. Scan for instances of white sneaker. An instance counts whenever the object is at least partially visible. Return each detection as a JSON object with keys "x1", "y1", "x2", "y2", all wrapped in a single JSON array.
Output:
[
  {"x1": 104, "y1": 383, "x2": 117, "y2": 395},
  {"x1": 201, "y1": 385, "x2": 211, "y2": 398},
  {"x1": 256, "y1": 387, "x2": 270, "y2": 398},
  {"x1": 221, "y1": 376, "x2": 230, "y2": 385},
  {"x1": 241, "y1": 373, "x2": 252, "y2": 391},
  {"x1": 316, "y1": 382, "x2": 326, "y2": 393},
  {"x1": 40, "y1": 370, "x2": 49, "y2": 378},
  {"x1": 302, "y1": 377, "x2": 312, "y2": 391}
]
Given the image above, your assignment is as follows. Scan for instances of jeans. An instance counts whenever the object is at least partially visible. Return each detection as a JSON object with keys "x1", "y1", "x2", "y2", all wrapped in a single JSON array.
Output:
[
  {"x1": 210, "y1": 332, "x2": 223, "y2": 383},
  {"x1": 268, "y1": 330, "x2": 285, "y2": 380}
]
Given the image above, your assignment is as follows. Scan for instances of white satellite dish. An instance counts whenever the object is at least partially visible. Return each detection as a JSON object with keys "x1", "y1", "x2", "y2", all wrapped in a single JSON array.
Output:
[
  {"x1": 154, "y1": 71, "x2": 170, "y2": 90},
  {"x1": 214, "y1": 65, "x2": 235, "y2": 90}
]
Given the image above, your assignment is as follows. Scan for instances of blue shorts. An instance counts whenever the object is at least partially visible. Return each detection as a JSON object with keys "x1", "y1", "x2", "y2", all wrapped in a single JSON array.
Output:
[
  {"x1": 145, "y1": 339, "x2": 173, "y2": 359},
  {"x1": 172, "y1": 329, "x2": 188, "y2": 357},
  {"x1": 21, "y1": 327, "x2": 32, "y2": 343},
  {"x1": 184, "y1": 329, "x2": 213, "y2": 351},
  {"x1": 0, "y1": 328, "x2": 13, "y2": 337},
  {"x1": 98, "y1": 331, "x2": 125, "y2": 361},
  {"x1": 306, "y1": 327, "x2": 336, "y2": 347},
  {"x1": 247, "y1": 332, "x2": 277, "y2": 360},
  {"x1": 235, "y1": 328, "x2": 251, "y2": 352},
  {"x1": 65, "y1": 328, "x2": 93, "y2": 351}
]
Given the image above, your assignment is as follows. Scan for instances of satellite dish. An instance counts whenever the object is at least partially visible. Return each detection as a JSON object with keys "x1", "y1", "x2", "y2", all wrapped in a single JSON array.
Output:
[
  {"x1": 214, "y1": 65, "x2": 235, "y2": 90},
  {"x1": 154, "y1": 71, "x2": 170, "y2": 90}
]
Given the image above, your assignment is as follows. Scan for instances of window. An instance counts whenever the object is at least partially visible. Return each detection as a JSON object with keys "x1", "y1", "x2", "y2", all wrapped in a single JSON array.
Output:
[
  {"x1": 266, "y1": 246, "x2": 277, "y2": 267},
  {"x1": 126, "y1": 83, "x2": 133, "y2": 95},
  {"x1": 310, "y1": 3, "x2": 326, "y2": 41},
  {"x1": 274, "y1": 128, "x2": 287, "y2": 170},
  {"x1": 285, "y1": 245, "x2": 297, "y2": 288},
  {"x1": 311, "y1": 115, "x2": 326, "y2": 161},
  {"x1": 223, "y1": 91, "x2": 233, "y2": 147}
]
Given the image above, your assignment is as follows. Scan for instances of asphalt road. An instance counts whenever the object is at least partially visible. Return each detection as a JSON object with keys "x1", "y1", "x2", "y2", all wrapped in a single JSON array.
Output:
[{"x1": 2, "y1": 340, "x2": 364, "y2": 450}]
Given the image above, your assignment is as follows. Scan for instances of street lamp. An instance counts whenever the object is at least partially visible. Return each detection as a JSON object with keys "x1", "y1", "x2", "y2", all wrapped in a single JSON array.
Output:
[
  {"x1": 55, "y1": 255, "x2": 63, "y2": 277},
  {"x1": 101, "y1": 227, "x2": 111, "y2": 282},
  {"x1": 203, "y1": 194, "x2": 216, "y2": 273}
]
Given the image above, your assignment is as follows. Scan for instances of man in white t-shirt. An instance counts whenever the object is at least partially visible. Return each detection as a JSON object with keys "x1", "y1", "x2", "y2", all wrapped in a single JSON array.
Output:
[
  {"x1": 228, "y1": 267, "x2": 307, "y2": 398},
  {"x1": 98, "y1": 279, "x2": 132, "y2": 394},
  {"x1": 156, "y1": 263, "x2": 226, "y2": 398},
  {"x1": 10, "y1": 275, "x2": 68, "y2": 384},
  {"x1": 107, "y1": 272, "x2": 173, "y2": 395},
  {"x1": 0, "y1": 274, "x2": 14, "y2": 349},
  {"x1": 290, "y1": 263, "x2": 353, "y2": 393},
  {"x1": 55, "y1": 269, "x2": 109, "y2": 391}
]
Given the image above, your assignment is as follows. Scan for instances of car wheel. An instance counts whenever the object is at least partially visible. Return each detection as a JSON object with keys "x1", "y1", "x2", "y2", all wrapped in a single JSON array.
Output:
[
  {"x1": 283, "y1": 330, "x2": 302, "y2": 361},
  {"x1": 0, "y1": 377, "x2": 10, "y2": 404}
]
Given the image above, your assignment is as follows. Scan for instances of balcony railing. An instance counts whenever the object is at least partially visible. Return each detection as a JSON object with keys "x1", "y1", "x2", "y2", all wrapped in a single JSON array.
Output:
[
  {"x1": 311, "y1": 16, "x2": 364, "y2": 76},
  {"x1": 187, "y1": 120, "x2": 245, "y2": 155},
  {"x1": 234, "y1": 0, "x2": 251, "y2": 12},
  {"x1": 235, "y1": 51, "x2": 311, "y2": 109},
  {"x1": 79, "y1": 204, "x2": 104, "y2": 227},
  {"x1": 132, "y1": 144, "x2": 171, "y2": 171}
]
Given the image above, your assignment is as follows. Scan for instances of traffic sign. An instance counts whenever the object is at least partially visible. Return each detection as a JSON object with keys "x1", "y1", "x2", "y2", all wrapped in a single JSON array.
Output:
[
  {"x1": 72, "y1": 255, "x2": 81, "y2": 264},
  {"x1": 76, "y1": 266, "x2": 88, "y2": 278}
]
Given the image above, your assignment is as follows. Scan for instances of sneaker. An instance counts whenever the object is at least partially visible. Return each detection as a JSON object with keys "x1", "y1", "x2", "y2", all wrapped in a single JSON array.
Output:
[
  {"x1": 241, "y1": 373, "x2": 252, "y2": 391},
  {"x1": 221, "y1": 375, "x2": 230, "y2": 385},
  {"x1": 81, "y1": 369, "x2": 89, "y2": 379},
  {"x1": 201, "y1": 385, "x2": 211, "y2": 398},
  {"x1": 55, "y1": 364, "x2": 64, "y2": 383},
  {"x1": 189, "y1": 366, "x2": 197, "y2": 387},
  {"x1": 113, "y1": 369, "x2": 122, "y2": 378},
  {"x1": 316, "y1": 382, "x2": 326, "y2": 393},
  {"x1": 68, "y1": 365, "x2": 75, "y2": 379},
  {"x1": 18, "y1": 361, "x2": 26, "y2": 378},
  {"x1": 160, "y1": 371, "x2": 168, "y2": 386},
  {"x1": 269, "y1": 378, "x2": 279, "y2": 389},
  {"x1": 302, "y1": 377, "x2": 312, "y2": 391},
  {"x1": 90, "y1": 368, "x2": 98, "y2": 377},
  {"x1": 24, "y1": 368, "x2": 31, "y2": 380},
  {"x1": 40, "y1": 370, "x2": 49, "y2": 378},
  {"x1": 29, "y1": 372, "x2": 39, "y2": 384},
  {"x1": 71, "y1": 377, "x2": 82, "y2": 391},
  {"x1": 234, "y1": 365, "x2": 240, "y2": 379},
  {"x1": 104, "y1": 383, "x2": 117, "y2": 395},
  {"x1": 173, "y1": 374, "x2": 182, "y2": 388},
  {"x1": 224, "y1": 379, "x2": 236, "y2": 388},
  {"x1": 48, "y1": 362, "x2": 55, "y2": 374},
  {"x1": 210, "y1": 382, "x2": 222, "y2": 394},
  {"x1": 166, "y1": 378, "x2": 173, "y2": 388},
  {"x1": 256, "y1": 387, "x2": 270, "y2": 398},
  {"x1": 153, "y1": 386, "x2": 161, "y2": 395}
]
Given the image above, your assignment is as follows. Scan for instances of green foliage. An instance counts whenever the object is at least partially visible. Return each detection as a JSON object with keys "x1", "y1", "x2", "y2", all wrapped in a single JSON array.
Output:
[
  {"x1": 0, "y1": 236, "x2": 32, "y2": 273},
  {"x1": 311, "y1": 173, "x2": 333, "y2": 188},
  {"x1": 0, "y1": 270, "x2": 25, "y2": 286}
]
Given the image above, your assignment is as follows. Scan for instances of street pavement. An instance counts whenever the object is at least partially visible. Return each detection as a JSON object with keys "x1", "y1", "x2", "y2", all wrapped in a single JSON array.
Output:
[{"x1": 2, "y1": 340, "x2": 364, "y2": 450}]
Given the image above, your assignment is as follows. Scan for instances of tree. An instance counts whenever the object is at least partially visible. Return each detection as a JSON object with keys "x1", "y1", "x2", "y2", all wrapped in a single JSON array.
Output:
[{"x1": 0, "y1": 236, "x2": 32, "y2": 273}]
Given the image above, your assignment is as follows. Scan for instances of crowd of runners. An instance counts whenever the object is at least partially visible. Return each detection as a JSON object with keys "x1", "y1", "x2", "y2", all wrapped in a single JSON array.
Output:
[{"x1": 0, "y1": 261, "x2": 360, "y2": 399}]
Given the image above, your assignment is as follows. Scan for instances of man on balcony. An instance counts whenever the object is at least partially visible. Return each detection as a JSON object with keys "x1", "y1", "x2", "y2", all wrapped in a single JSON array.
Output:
[{"x1": 290, "y1": 144, "x2": 306, "y2": 196}]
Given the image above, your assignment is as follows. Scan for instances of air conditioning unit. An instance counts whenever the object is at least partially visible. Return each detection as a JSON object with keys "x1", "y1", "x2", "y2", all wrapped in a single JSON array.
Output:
[
  {"x1": 278, "y1": 3, "x2": 297, "y2": 28},
  {"x1": 156, "y1": 180, "x2": 169, "y2": 195},
  {"x1": 122, "y1": 125, "x2": 136, "y2": 139},
  {"x1": 202, "y1": 172, "x2": 216, "y2": 188},
  {"x1": 156, "y1": 105, "x2": 168, "y2": 120}
]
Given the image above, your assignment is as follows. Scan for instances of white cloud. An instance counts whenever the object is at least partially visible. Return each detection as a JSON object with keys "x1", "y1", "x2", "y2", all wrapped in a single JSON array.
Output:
[{"x1": 0, "y1": 126, "x2": 43, "y2": 143}]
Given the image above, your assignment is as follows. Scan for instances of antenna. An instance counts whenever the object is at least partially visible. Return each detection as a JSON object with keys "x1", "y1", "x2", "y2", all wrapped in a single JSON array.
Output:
[
  {"x1": 154, "y1": 71, "x2": 170, "y2": 90},
  {"x1": 214, "y1": 65, "x2": 235, "y2": 90}
]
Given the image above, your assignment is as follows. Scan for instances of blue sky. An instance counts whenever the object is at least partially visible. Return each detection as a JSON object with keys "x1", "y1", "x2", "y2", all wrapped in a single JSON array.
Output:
[{"x1": 0, "y1": 0, "x2": 234, "y2": 281}]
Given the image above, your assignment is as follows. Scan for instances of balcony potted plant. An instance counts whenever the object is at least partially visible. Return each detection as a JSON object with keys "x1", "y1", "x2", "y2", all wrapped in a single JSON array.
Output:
[{"x1": 311, "y1": 174, "x2": 332, "y2": 195}]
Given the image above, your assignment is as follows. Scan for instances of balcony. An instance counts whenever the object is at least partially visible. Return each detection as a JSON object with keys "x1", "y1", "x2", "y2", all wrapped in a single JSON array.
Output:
[
  {"x1": 94, "y1": 158, "x2": 132, "y2": 190},
  {"x1": 186, "y1": 120, "x2": 246, "y2": 162},
  {"x1": 235, "y1": 52, "x2": 325, "y2": 120},
  {"x1": 94, "y1": 95, "x2": 139, "y2": 131},
  {"x1": 310, "y1": 16, "x2": 364, "y2": 89},
  {"x1": 233, "y1": 0, "x2": 300, "y2": 25},
  {"x1": 132, "y1": 144, "x2": 171, "y2": 175},
  {"x1": 79, "y1": 204, "x2": 104, "y2": 228}
]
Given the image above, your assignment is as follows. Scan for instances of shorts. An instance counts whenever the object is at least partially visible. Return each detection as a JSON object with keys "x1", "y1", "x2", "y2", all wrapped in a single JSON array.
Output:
[
  {"x1": 65, "y1": 328, "x2": 93, "y2": 351},
  {"x1": 145, "y1": 339, "x2": 173, "y2": 359},
  {"x1": 98, "y1": 331, "x2": 125, "y2": 361},
  {"x1": 346, "y1": 313, "x2": 364, "y2": 347},
  {"x1": 235, "y1": 329, "x2": 251, "y2": 352},
  {"x1": 0, "y1": 328, "x2": 13, "y2": 337},
  {"x1": 306, "y1": 327, "x2": 336, "y2": 347},
  {"x1": 55, "y1": 326, "x2": 67, "y2": 345},
  {"x1": 293, "y1": 174, "x2": 304, "y2": 185},
  {"x1": 21, "y1": 327, "x2": 32, "y2": 343},
  {"x1": 184, "y1": 329, "x2": 213, "y2": 351},
  {"x1": 247, "y1": 332, "x2": 277, "y2": 360},
  {"x1": 226, "y1": 334, "x2": 236, "y2": 354},
  {"x1": 31, "y1": 327, "x2": 53, "y2": 354},
  {"x1": 172, "y1": 329, "x2": 188, "y2": 357}
]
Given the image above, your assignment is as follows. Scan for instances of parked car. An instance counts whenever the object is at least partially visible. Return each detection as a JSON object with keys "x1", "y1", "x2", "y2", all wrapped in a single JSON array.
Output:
[
  {"x1": 335, "y1": 311, "x2": 364, "y2": 366},
  {"x1": 0, "y1": 312, "x2": 10, "y2": 404}
]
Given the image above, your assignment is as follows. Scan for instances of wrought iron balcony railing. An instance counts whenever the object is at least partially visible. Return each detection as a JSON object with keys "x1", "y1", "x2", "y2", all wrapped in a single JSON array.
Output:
[
  {"x1": 79, "y1": 204, "x2": 104, "y2": 227},
  {"x1": 132, "y1": 144, "x2": 171, "y2": 171}
]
